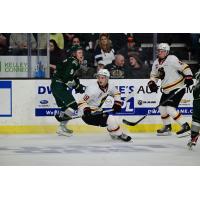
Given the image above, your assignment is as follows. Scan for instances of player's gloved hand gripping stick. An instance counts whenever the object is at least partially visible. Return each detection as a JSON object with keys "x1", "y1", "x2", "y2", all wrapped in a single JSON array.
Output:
[{"x1": 123, "y1": 85, "x2": 187, "y2": 126}]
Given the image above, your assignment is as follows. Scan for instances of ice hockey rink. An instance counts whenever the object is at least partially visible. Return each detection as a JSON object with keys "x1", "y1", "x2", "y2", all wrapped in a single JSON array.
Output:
[{"x1": 0, "y1": 132, "x2": 199, "y2": 166}]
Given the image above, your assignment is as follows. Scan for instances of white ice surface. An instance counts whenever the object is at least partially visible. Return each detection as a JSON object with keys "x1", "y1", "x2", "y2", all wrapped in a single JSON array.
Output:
[{"x1": 0, "y1": 133, "x2": 199, "y2": 166}]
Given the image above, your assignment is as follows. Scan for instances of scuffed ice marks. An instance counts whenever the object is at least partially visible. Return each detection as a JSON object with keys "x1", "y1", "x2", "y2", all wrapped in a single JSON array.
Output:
[{"x1": 0, "y1": 144, "x2": 170, "y2": 154}]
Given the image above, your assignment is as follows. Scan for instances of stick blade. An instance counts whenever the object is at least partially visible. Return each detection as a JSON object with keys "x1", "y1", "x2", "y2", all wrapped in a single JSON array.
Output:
[{"x1": 122, "y1": 119, "x2": 137, "y2": 126}]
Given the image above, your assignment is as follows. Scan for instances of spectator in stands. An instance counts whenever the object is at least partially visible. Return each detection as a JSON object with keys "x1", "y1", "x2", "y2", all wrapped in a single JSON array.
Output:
[
  {"x1": 9, "y1": 33, "x2": 37, "y2": 55},
  {"x1": 33, "y1": 33, "x2": 48, "y2": 55},
  {"x1": 63, "y1": 33, "x2": 75, "y2": 50},
  {"x1": 65, "y1": 35, "x2": 81, "y2": 56},
  {"x1": 109, "y1": 33, "x2": 127, "y2": 52},
  {"x1": 117, "y1": 36, "x2": 141, "y2": 62},
  {"x1": 49, "y1": 39, "x2": 67, "y2": 77},
  {"x1": 125, "y1": 53, "x2": 150, "y2": 79},
  {"x1": 50, "y1": 33, "x2": 64, "y2": 49},
  {"x1": 105, "y1": 54, "x2": 126, "y2": 79},
  {"x1": 72, "y1": 36, "x2": 81, "y2": 46},
  {"x1": 93, "y1": 60, "x2": 106, "y2": 78},
  {"x1": 94, "y1": 33, "x2": 115, "y2": 66},
  {"x1": 74, "y1": 51, "x2": 95, "y2": 79},
  {"x1": 0, "y1": 33, "x2": 9, "y2": 55}
]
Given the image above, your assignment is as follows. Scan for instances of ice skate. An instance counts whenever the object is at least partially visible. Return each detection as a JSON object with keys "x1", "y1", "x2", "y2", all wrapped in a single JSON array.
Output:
[
  {"x1": 109, "y1": 134, "x2": 119, "y2": 140},
  {"x1": 176, "y1": 122, "x2": 190, "y2": 138},
  {"x1": 118, "y1": 133, "x2": 132, "y2": 142},
  {"x1": 157, "y1": 125, "x2": 172, "y2": 136},
  {"x1": 187, "y1": 134, "x2": 199, "y2": 150},
  {"x1": 56, "y1": 121, "x2": 73, "y2": 137}
]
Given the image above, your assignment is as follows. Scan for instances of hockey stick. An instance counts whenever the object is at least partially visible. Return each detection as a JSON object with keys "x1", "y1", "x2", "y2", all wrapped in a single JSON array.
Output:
[
  {"x1": 57, "y1": 108, "x2": 114, "y2": 121},
  {"x1": 123, "y1": 85, "x2": 187, "y2": 126}
]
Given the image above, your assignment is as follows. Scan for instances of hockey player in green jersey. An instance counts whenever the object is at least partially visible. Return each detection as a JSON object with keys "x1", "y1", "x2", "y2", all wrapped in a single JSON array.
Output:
[
  {"x1": 187, "y1": 69, "x2": 200, "y2": 149},
  {"x1": 51, "y1": 45, "x2": 86, "y2": 136}
]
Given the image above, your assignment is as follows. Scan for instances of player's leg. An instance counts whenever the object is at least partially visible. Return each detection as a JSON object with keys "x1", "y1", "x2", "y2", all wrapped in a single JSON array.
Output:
[
  {"x1": 51, "y1": 81, "x2": 77, "y2": 136},
  {"x1": 188, "y1": 103, "x2": 200, "y2": 148},
  {"x1": 107, "y1": 115, "x2": 132, "y2": 142},
  {"x1": 82, "y1": 112, "x2": 132, "y2": 142},
  {"x1": 157, "y1": 106, "x2": 172, "y2": 136},
  {"x1": 187, "y1": 120, "x2": 200, "y2": 149},
  {"x1": 56, "y1": 99, "x2": 77, "y2": 136},
  {"x1": 166, "y1": 106, "x2": 190, "y2": 137},
  {"x1": 56, "y1": 120, "x2": 73, "y2": 136},
  {"x1": 162, "y1": 88, "x2": 190, "y2": 137}
]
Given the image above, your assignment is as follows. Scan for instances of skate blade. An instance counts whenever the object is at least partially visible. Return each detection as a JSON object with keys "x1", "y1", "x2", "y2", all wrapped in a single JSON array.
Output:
[
  {"x1": 112, "y1": 137, "x2": 133, "y2": 142},
  {"x1": 156, "y1": 132, "x2": 172, "y2": 136},
  {"x1": 57, "y1": 132, "x2": 73, "y2": 137},
  {"x1": 177, "y1": 132, "x2": 191, "y2": 138}
]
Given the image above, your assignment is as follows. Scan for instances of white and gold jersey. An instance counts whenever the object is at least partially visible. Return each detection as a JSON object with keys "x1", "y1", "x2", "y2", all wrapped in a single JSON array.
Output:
[
  {"x1": 78, "y1": 81, "x2": 121, "y2": 113},
  {"x1": 150, "y1": 55, "x2": 192, "y2": 93}
]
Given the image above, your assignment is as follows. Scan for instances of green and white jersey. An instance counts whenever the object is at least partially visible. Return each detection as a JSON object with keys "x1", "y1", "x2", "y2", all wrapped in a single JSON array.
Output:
[{"x1": 53, "y1": 56, "x2": 80, "y2": 86}]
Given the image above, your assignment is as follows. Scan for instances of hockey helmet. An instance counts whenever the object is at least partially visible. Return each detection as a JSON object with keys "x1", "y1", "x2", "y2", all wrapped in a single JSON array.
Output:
[
  {"x1": 157, "y1": 43, "x2": 170, "y2": 51},
  {"x1": 97, "y1": 69, "x2": 110, "y2": 78}
]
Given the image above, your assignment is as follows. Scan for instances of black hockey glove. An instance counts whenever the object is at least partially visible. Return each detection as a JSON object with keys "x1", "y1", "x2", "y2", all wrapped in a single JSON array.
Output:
[
  {"x1": 83, "y1": 107, "x2": 92, "y2": 116},
  {"x1": 148, "y1": 80, "x2": 158, "y2": 93},
  {"x1": 75, "y1": 84, "x2": 86, "y2": 94},
  {"x1": 184, "y1": 75, "x2": 193, "y2": 87},
  {"x1": 158, "y1": 67, "x2": 165, "y2": 80},
  {"x1": 112, "y1": 101, "x2": 122, "y2": 113}
]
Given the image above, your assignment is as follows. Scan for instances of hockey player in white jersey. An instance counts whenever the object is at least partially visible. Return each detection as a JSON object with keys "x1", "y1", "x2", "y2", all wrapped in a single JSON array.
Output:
[
  {"x1": 148, "y1": 43, "x2": 193, "y2": 137},
  {"x1": 78, "y1": 69, "x2": 132, "y2": 142}
]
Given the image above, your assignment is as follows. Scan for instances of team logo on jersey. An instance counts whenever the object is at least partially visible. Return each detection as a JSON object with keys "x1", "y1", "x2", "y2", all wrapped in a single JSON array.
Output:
[
  {"x1": 62, "y1": 58, "x2": 68, "y2": 63},
  {"x1": 72, "y1": 60, "x2": 78, "y2": 66}
]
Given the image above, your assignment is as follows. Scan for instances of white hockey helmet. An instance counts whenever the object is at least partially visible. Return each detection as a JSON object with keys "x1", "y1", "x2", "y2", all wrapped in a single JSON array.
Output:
[
  {"x1": 157, "y1": 43, "x2": 170, "y2": 52},
  {"x1": 97, "y1": 69, "x2": 110, "y2": 78}
]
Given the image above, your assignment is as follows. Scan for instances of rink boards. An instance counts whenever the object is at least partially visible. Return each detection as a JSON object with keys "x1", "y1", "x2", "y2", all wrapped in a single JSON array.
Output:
[{"x1": 0, "y1": 79, "x2": 193, "y2": 134}]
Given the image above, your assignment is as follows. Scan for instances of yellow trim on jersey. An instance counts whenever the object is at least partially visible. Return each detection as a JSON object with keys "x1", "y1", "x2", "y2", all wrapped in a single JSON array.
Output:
[
  {"x1": 162, "y1": 77, "x2": 184, "y2": 91},
  {"x1": 161, "y1": 114, "x2": 170, "y2": 119},
  {"x1": 114, "y1": 92, "x2": 121, "y2": 96},
  {"x1": 173, "y1": 112, "x2": 181, "y2": 120},
  {"x1": 78, "y1": 101, "x2": 87, "y2": 108},
  {"x1": 182, "y1": 65, "x2": 189, "y2": 71}
]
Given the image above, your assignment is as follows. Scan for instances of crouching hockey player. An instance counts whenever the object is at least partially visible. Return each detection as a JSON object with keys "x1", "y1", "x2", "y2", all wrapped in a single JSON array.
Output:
[
  {"x1": 78, "y1": 69, "x2": 132, "y2": 142},
  {"x1": 51, "y1": 45, "x2": 86, "y2": 136},
  {"x1": 187, "y1": 70, "x2": 200, "y2": 149},
  {"x1": 148, "y1": 43, "x2": 193, "y2": 137}
]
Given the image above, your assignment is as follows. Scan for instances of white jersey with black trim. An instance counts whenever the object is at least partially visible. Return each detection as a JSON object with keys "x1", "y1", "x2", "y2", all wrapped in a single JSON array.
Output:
[
  {"x1": 150, "y1": 55, "x2": 193, "y2": 93},
  {"x1": 78, "y1": 81, "x2": 121, "y2": 113}
]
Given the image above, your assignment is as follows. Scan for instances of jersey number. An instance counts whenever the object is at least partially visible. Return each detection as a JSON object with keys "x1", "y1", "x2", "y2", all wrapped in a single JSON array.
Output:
[
  {"x1": 83, "y1": 95, "x2": 89, "y2": 101},
  {"x1": 70, "y1": 69, "x2": 74, "y2": 75}
]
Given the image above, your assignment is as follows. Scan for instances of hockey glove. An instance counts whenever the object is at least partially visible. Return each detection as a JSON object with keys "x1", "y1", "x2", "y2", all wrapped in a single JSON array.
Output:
[
  {"x1": 75, "y1": 84, "x2": 86, "y2": 94},
  {"x1": 112, "y1": 101, "x2": 122, "y2": 113},
  {"x1": 83, "y1": 107, "x2": 92, "y2": 116},
  {"x1": 158, "y1": 67, "x2": 165, "y2": 80},
  {"x1": 148, "y1": 80, "x2": 158, "y2": 93},
  {"x1": 184, "y1": 75, "x2": 193, "y2": 87}
]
